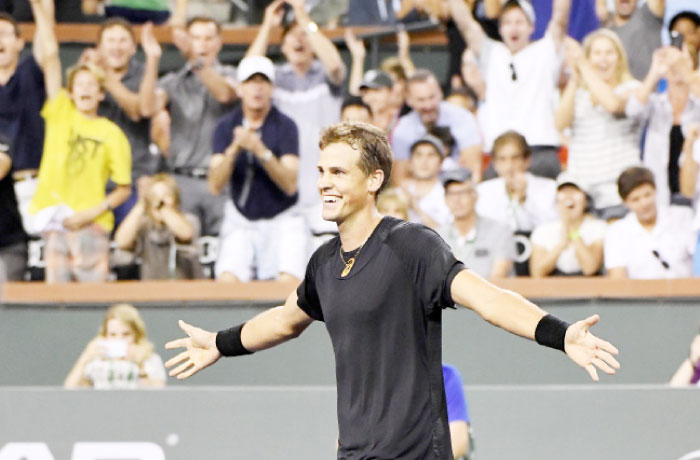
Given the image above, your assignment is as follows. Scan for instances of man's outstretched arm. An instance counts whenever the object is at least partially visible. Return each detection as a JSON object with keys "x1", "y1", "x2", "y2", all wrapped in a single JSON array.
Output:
[
  {"x1": 450, "y1": 269, "x2": 620, "y2": 381},
  {"x1": 165, "y1": 290, "x2": 314, "y2": 380}
]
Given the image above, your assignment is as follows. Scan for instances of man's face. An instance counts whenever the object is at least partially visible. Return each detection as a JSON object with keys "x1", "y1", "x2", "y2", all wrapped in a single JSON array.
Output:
[
  {"x1": 341, "y1": 105, "x2": 372, "y2": 124},
  {"x1": 360, "y1": 87, "x2": 392, "y2": 115},
  {"x1": 239, "y1": 74, "x2": 273, "y2": 111},
  {"x1": 444, "y1": 181, "x2": 477, "y2": 220},
  {"x1": 97, "y1": 25, "x2": 136, "y2": 71},
  {"x1": 672, "y1": 18, "x2": 700, "y2": 52},
  {"x1": 409, "y1": 143, "x2": 443, "y2": 180},
  {"x1": 492, "y1": 141, "x2": 529, "y2": 180},
  {"x1": 588, "y1": 36, "x2": 620, "y2": 83},
  {"x1": 499, "y1": 7, "x2": 534, "y2": 54},
  {"x1": 317, "y1": 142, "x2": 380, "y2": 223},
  {"x1": 281, "y1": 25, "x2": 313, "y2": 68},
  {"x1": 406, "y1": 78, "x2": 442, "y2": 127},
  {"x1": 624, "y1": 183, "x2": 657, "y2": 224},
  {"x1": 69, "y1": 69, "x2": 105, "y2": 113},
  {"x1": 614, "y1": 0, "x2": 639, "y2": 19},
  {"x1": 0, "y1": 20, "x2": 23, "y2": 69},
  {"x1": 556, "y1": 185, "x2": 587, "y2": 220},
  {"x1": 188, "y1": 21, "x2": 222, "y2": 65}
]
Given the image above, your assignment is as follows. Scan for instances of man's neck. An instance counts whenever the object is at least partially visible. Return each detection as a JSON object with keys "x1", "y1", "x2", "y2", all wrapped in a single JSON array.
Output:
[
  {"x1": 291, "y1": 59, "x2": 312, "y2": 77},
  {"x1": 0, "y1": 59, "x2": 19, "y2": 85},
  {"x1": 243, "y1": 105, "x2": 271, "y2": 128},
  {"x1": 338, "y1": 206, "x2": 383, "y2": 251},
  {"x1": 613, "y1": 14, "x2": 630, "y2": 27},
  {"x1": 78, "y1": 108, "x2": 100, "y2": 119},
  {"x1": 454, "y1": 213, "x2": 477, "y2": 236},
  {"x1": 638, "y1": 213, "x2": 657, "y2": 233},
  {"x1": 412, "y1": 177, "x2": 438, "y2": 195}
]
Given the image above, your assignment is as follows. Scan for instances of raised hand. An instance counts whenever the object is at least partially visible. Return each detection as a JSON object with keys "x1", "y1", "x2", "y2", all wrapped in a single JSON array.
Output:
[
  {"x1": 564, "y1": 314, "x2": 620, "y2": 381},
  {"x1": 263, "y1": 0, "x2": 286, "y2": 27},
  {"x1": 141, "y1": 22, "x2": 162, "y2": 59},
  {"x1": 344, "y1": 28, "x2": 365, "y2": 58},
  {"x1": 172, "y1": 27, "x2": 192, "y2": 61},
  {"x1": 165, "y1": 320, "x2": 221, "y2": 380}
]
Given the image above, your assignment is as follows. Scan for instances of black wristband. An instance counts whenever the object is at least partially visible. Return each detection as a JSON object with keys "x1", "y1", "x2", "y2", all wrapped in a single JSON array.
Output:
[
  {"x1": 215, "y1": 323, "x2": 253, "y2": 357},
  {"x1": 535, "y1": 314, "x2": 570, "y2": 352}
]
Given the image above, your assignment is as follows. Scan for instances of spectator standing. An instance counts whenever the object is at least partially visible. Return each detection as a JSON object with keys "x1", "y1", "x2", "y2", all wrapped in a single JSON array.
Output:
[
  {"x1": 0, "y1": 133, "x2": 26, "y2": 280},
  {"x1": 449, "y1": 0, "x2": 571, "y2": 179},
  {"x1": 64, "y1": 304, "x2": 166, "y2": 389},
  {"x1": 80, "y1": 20, "x2": 164, "y2": 222},
  {"x1": 598, "y1": 0, "x2": 665, "y2": 80},
  {"x1": 530, "y1": 172, "x2": 606, "y2": 277},
  {"x1": 556, "y1": 31, "x2": 643, "y2": 217},
  {"x1": 150, "y1": 17, "x2": 237, "y2": 236},
  {"x1": 0, "y1": 8, "x2": 51, "y2": 233},
  {"x1": 401, "y1": 134, "x2": 452, "y2": 229},
  {"x1": 391, "y1": 69, "x2": 483, "y2": 181},
  {"x1": 209, "y1": 56, "x2": 305, "y2": 283},
  {"x1": 440, "y1": 168, "x2": 515, "y2": 278},
  {"x1": 114, "y1": 173, "x2": 203, "y2": 280},
  {"x1": 247, "y1": 0, "x2": 346, "y2": 247},
  {"x1": 604, "y1": 166, "x2": 696, "y2": 279},
  {"x1": 28, "y1": 0, "x2": 132, "y2": 283}
]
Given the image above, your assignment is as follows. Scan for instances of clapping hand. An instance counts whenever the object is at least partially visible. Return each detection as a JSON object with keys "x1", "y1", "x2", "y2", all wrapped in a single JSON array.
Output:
[
  {"x1": 141, "y1": 22, "x2": 162, "y2": 60},
  {"x1": 564, "y1": 315, "x2": 620, "y2": 381}
]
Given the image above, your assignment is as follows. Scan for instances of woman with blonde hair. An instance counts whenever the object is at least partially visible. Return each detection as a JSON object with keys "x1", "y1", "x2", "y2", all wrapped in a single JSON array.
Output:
[
  {"x1": 555, "y1": 29, "x2": 643, "y2": 218},
  {"x1": 115, "y1": 173, "x2": 203, "y2": 280},
  {"x1": 64, "y1": 304, "x2": 166, "y2": 389}
]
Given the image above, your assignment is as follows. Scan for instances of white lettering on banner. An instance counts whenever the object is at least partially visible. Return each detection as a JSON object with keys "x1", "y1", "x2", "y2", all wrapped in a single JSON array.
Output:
[
  {"x1": 0, "y1": 443, "x2": 55, "y2": 460},
  {"x1": 0, "y1": 442, "x2": 165, "y2": 460},
  {"x1": 677, "y1": 450, "x2": 700, "y2": 460}
]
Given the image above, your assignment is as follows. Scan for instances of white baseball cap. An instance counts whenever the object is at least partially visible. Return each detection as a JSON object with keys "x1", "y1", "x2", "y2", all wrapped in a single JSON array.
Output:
[{"x1": 237, "y1": 56, "x2": 276, "y2": 84}]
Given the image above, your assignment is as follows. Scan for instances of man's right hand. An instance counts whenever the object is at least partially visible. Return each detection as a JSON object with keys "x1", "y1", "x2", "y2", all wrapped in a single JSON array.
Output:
[
  {"x1": 165, "y1": 320, "x2": 221, "y2": 380},
  {"x1": 263, "y1": 0, "x2": 286, "y2": 27}
]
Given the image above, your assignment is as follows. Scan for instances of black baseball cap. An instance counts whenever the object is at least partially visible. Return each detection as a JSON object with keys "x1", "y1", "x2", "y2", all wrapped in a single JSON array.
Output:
[{"x1": 359, "y1": 69, "x2": 393, "y2": 90}]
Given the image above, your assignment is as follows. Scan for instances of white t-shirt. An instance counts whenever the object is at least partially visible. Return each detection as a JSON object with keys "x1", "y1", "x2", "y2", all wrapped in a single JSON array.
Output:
[
  {"x1": 604, "y1": 205, "x2": 696, "y2": 278},
  {"x1": 83, "y1": 353, "x2": 166, "y2": 390},
  {"x1": 478, "y1": 33, "x2": 562, "y2": 151},
  {"x1": 476, "y1": 173, "x2": 558, "y2": 232},
  {"x1": 531, "y1": 216, "x2": 607, "y2": 274},
  {"x1": 405, "y1": 181, "x2": 451, "y2": 227}
]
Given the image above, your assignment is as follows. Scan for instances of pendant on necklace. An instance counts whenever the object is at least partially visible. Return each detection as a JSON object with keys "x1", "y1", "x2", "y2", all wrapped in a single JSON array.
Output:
[{"x1": 341, "y1": 257, "x2": 355, "y2": 277}]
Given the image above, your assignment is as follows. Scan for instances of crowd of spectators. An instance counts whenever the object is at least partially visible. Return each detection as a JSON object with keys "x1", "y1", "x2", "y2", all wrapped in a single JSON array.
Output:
[{"x1": 1, "y1": 0, "x2": 700, "y2": 284}]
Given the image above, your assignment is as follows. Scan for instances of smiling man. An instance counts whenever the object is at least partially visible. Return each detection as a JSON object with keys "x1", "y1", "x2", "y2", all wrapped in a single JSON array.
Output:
[
  {"x1": 166, "y1": 121, "x2": 620, "y2": 460},
  {"x1": 449, "y1": 0, "x2": 571, "y2": 179}
]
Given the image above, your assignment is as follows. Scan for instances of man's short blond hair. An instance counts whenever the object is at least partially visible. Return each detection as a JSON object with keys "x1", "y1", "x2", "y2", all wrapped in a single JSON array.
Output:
[{"x1": 319, "y1": 122, "x2": 393, "y2": 197}]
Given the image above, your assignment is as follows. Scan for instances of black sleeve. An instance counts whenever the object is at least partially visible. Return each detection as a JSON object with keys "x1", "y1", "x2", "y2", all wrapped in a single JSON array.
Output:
[
  {"x1": 392, "y1": 223, "x2": 466, "y2": 310},
  {"x1": 296, "y1": 253, "x2": 324, "y2": 322}
]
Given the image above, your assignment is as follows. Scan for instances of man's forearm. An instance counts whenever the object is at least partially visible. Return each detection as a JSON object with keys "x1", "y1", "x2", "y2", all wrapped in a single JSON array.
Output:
[
  {"x1": 139, "y1": 55, "x2": 160, "y2": 118},
  {"x1": 195, "y1": 66, "x2": 237, "y2": 104},
  {"x1": 295, "y1": 10, "x2": 346, "y2": 84},
  {"x1": 256, "y1": 150, "x2": 298, "y2": 196},
  {"x1": 246, "y1": 21, "x2": 273, "y2": 58},
  {"x1": 208, "y1": 149, "x2": 238, "y2": 195},
  {"x1": 104, "y1": 77, "x2": 142, "y2": 121}
]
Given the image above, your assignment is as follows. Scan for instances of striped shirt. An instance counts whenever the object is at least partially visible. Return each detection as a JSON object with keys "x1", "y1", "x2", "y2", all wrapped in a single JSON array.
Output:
[{"x1": 567, "y1": 80, "x2": 643, "y2": 209}]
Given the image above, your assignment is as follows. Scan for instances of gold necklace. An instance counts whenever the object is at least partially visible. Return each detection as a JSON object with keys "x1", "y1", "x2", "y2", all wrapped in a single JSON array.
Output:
[{"x1": 339, "y1": 241, "x2": 366, "y2": 277}]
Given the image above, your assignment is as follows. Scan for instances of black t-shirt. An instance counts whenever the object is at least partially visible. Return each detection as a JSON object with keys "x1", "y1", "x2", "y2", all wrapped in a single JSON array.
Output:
[
  {"x1": 0, "y1": 133, "x2": 27, "y2": 248},
  {"x1": 297, "y1": 217, "x2": 465, "y2": 460}
]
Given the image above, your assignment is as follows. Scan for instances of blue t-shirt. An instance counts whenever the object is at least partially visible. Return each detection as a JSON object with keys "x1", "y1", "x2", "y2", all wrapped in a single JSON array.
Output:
[
  {"x1": 0, "y1": 55, "x2": 46, "y2": 171},
  {"x1": 443, "y1": 363, "x2": 470, "y2": 424},
  {"x1": 212, "y1": 105, "x2": 299, "y2": 220},
  {"x1": 531, "y1": 0, "x2": 599, "y2": 42},
  {"x1": 391, "y1": 101, "x2": 481, "y2": 161}
]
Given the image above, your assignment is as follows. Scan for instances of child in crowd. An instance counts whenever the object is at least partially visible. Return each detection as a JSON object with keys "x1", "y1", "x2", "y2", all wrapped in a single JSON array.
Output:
[
  {"x1": 114, "y1": 173, "x2": 203, "y2": 280},
  {"x1": 401, "y1": 134, "x2": 452, "y2": 229},
  {"x1": 27, "y1": 0, "x2": 131, "y2": 283},
  {"x1": 64, "y1": 303, "x2": 166, "y2": 389},
  {"x1": 377, "y1": 188, "x2": 410, "y2": 220}
]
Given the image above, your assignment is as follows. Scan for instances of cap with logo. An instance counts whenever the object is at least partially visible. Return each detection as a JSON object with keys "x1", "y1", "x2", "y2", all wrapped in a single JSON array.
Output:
[{"x1": 359, "y1": 69, "x2": 393, "y2": 90}]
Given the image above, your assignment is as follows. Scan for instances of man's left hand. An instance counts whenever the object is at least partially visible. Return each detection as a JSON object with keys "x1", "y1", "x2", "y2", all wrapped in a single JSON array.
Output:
[{"x1": 564, "y1": 314, "x2": 620, "y2": 381}]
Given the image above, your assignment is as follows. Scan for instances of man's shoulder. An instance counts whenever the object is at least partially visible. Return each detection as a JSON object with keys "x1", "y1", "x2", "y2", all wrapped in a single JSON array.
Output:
[
  {"x1": 439, "y1": 101, "x2": 476, "y2": 124},
  {"x1": 528, "y1": 174, "x2": 557, "y2": 193},
  {"x1": 477, "y1": 177, "x2": 504, "y2": 194},
  {"x1": 269, "y1": 105, "x2": 297, "y2": 127},
  {"x1": 384, "y1": 218, "x2": 447, "y2": 253},
  {"x1": 394, "y1": 110, "x2": 421, "y2": 132},
  {"x1": 665, "y1": 205, "x2": 695, "y2": 226},
  {"x1": 478, "y1": 216, "x2": 513, "y2": 235},
  {"x1": 606, "y1": 213, "x2": 635, "y2": 239}
]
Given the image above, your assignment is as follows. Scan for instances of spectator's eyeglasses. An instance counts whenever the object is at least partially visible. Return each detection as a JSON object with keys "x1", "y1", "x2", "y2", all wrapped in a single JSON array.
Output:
[
  {"x1": 510, "y1": 63, "x2": 517, "y2": 81},
  {"x1": 652, "y1": 250, "x2": 670, "y2": 270}
]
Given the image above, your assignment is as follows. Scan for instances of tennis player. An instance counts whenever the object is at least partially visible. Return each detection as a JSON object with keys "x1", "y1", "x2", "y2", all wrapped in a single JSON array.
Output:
[{"x1": 165, "y1": 122, "x2": 619, "y2": 460}]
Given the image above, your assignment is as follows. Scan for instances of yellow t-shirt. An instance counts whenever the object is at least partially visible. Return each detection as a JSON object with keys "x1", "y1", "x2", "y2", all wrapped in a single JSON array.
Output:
[{"x1": 30, "y1": 89, "x2": 132, "y2": 232}]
